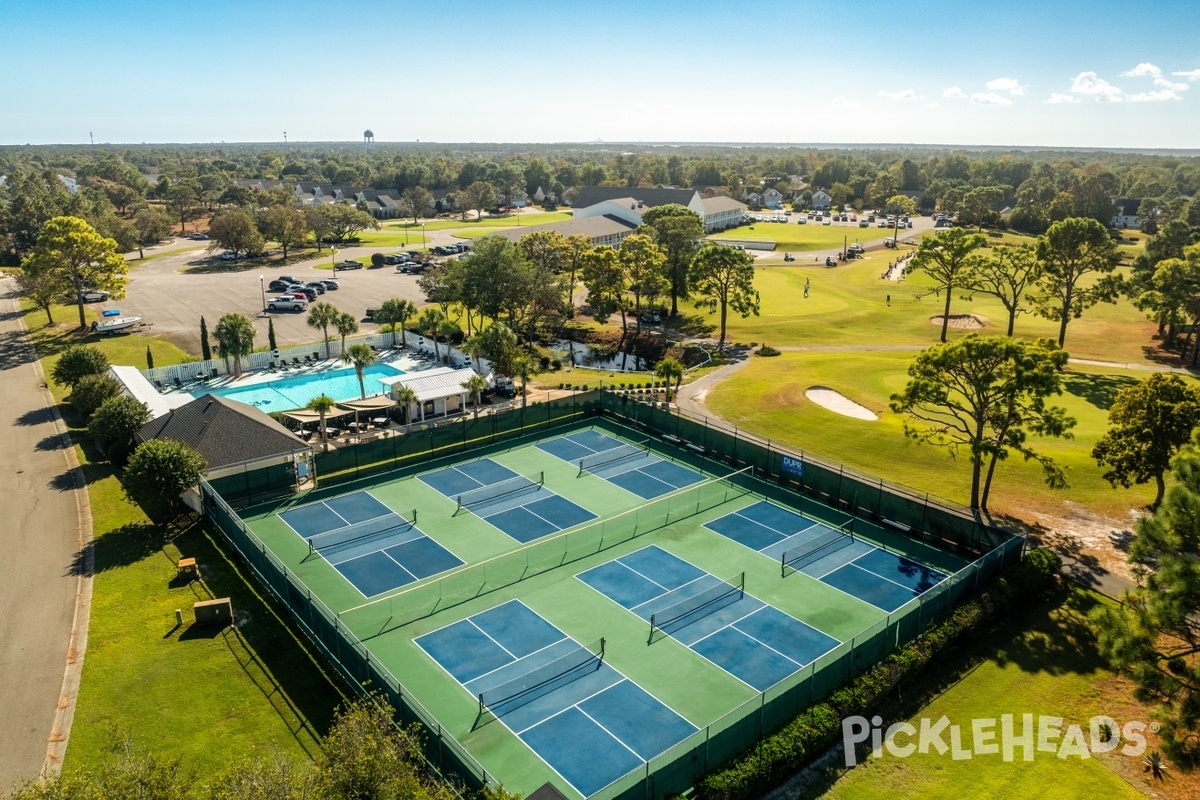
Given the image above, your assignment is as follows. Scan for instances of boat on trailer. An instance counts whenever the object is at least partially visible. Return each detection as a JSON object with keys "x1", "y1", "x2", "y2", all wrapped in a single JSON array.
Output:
[{"x1": 91, "y1": 314, "x2": 142, "y2": 334}]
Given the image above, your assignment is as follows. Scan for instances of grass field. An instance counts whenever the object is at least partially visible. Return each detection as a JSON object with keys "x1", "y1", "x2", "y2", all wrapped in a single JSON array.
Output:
[
  {"x1": 811, "y1": 585, "x2": 1150, "y2": 799},
  {"x1": 709, "y1": 220, "x2": 908, "y2": 253},
  {"x1": 21, "y1": 305, "x2": 346, "y2": 776},
  {"x1": 710, "y1": 254, "x2": 1165, "y2": 367},
  {"x1": 703, "y1": 351, "x2": 1170, "y2": 520},
  {"x1": 390, "y1": 211, "x2": 572, "y2": 232}
]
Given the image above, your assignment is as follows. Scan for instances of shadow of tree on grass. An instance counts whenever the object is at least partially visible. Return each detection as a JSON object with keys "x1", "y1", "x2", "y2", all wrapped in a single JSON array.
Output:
[{"x1": 1061, "y1": 371, "x2": 1140, "y2": 412}]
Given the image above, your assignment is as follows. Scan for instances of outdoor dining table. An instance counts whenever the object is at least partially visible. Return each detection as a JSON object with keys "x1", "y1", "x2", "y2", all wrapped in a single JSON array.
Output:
[{"x1": 371, "y1": 417, "x2": 389, "y2": 427}]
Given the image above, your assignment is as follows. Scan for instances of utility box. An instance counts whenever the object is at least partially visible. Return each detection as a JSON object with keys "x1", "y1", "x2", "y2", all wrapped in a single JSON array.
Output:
[{"x1": 193, "y1": 597, "x2": 233, "y2": 627}]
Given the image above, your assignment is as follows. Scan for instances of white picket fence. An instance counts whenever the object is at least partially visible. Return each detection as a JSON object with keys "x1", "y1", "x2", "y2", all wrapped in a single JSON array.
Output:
[{"x1": 142, "y1": 329, "x2": 491, "y2": 388}]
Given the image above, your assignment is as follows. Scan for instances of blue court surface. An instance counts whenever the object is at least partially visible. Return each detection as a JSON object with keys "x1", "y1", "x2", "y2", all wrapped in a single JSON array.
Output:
[
  {"x1": 416, "y1": 600, "x2": 696, "y2": 798},
  {"x1": 704, "y1": 501, "x2": 948, "y2": 612},
  {"x1": 419, "y1": 458, "x2": 596, "y2": 543},
  {"x1": 577, "y1": 546, "x2": 840, "y2": 691},
  {"x1": 537, "y1": 430, "x2": 705, "y2": 500},
  {"x1": 280, "y1": 491, "x2": 463, "y2": 597}
]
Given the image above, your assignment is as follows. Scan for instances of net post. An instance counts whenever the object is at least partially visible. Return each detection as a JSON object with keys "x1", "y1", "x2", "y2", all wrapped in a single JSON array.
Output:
[
  {"x1": 599, "y1": 637, "x2": 606, "y2": 660},
  {"x1": 308, "y1": 538, "x2": 315, "y2": 555},
  {"x1": 647, "y1": 614, "x2": 656, "y2": 645},
  {"x1": 577, "y1": 459, "x2": 585, "y2": 478},
  {"x1": 453, "y1": 497, "x2": 464, "y2": 517},
  {"x1": 478, "y1": 692, "x2": 485, "y2": 719},
  {"x1": 412, "y1": 508, "x2": 418, "y2": 525},
  {"x1": 781, "y1": 551, "x2": 786, "y2": 578}
]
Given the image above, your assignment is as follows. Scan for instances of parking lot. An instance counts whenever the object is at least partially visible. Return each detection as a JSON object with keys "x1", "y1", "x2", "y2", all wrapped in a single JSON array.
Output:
[{"x1": 115, "y1": 240, "x2": 448, "y2": 352}]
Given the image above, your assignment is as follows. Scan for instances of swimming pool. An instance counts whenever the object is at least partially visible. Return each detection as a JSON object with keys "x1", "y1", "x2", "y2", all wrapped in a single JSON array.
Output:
[{"x1": 207, "y1": 363, "x2": 405, "y2": 413}]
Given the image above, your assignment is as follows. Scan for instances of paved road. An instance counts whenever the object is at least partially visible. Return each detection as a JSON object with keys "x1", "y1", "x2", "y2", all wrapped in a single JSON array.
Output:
[{"x1": 0, "y1": 280, "x2": 89, "y2": 788}]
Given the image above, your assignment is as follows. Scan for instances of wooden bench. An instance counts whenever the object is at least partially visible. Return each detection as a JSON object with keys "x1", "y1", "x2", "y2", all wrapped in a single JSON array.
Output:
[{"x1": 177, "y1": 557, "x2": 198, "y2": 579}]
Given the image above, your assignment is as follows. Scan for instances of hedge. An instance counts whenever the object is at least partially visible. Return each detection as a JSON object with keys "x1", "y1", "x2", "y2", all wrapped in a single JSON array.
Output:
[{"x1": 695, "y1": 547, "x2": 1061, "y2": 800}]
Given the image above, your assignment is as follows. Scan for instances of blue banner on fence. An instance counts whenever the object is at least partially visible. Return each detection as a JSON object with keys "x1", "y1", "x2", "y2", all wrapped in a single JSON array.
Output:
[{"x1": 782, "y1": 455, "x2": 803, "y2": 477}]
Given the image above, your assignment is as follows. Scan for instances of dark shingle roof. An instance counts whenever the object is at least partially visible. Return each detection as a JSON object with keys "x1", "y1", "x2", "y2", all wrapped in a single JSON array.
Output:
[
  {"x1": 526, "y1": 783, "x2": 569, "y2": 800},
  {"x1": 136, "y1": 394, "x2": 308, "y2": 471},
  {"x1": 571, "y1": 186, "x2": 697, "y2": 210}
]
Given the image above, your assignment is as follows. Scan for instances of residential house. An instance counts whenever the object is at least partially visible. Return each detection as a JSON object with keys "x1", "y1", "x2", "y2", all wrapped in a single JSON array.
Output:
[
  {"x1": 1111, "y1": 198, "x2": 1143, "y2": 229},
  {"x1": 810, "y1": 190, "x2": 832, "y2": 211},
  {"x1": 760, "y1": 188, "x2": 784, "y2": 209}
]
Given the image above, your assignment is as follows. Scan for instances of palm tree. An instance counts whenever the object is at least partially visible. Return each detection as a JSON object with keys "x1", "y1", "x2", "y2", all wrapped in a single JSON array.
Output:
[
  {"x1": 376, "y1": 298, "x2": 417, "y2": 348},
  {"x1": 306, "y1": 393, "x2": 337, "y2": 453},
  {"x1": 511, "y1": 353, "x2": 535, "y2": 408},
  {"x1": 417, "y1": 307, "x2": 445, "y2": 362},
  {"x1": 343, "y1": 343, "x2": 377, "y2": 399},
  {"x1": 462, "y1": 374, "x2": 488, "y2": 418},
  {"x1": 394, "y1": 385, "x2": 418, "y2": 425},
  {"x1": 307, "y1": 301, "x2": 339, "y2": 359},
  {"x1": 655, "y1": 356, "x2": 685, "y2": 401},
  {"x1": 213, "y1": 313, "x2": 256, "y2": 378},
  {"x1": 334, "y1": 311, "x2": 359, "y2": 357},
  {"x1": 464, "y1": 333, "x2": 484, "y2": 373}
]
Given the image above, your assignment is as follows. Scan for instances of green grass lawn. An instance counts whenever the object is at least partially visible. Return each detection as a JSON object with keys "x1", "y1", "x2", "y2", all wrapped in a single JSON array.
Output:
[
  {"x1": 392, "y1": 211, "x2": 572, "y2": 232},
  {"x1": 22, "y1": 305, "x2": 346, "y2": 777},
  {"x1": 809, "y1": 586, "x2": 1149, "y2": 799},
  {"x1": 26, "y1": 302, "x2": 194, "y2": 366},
  {"x1": 704, "y1": 351, "x2": 1169, "y2": 519},
  {"x1": 709, "y1": 219, "x2": 916, "y2": 253},
  {"x1": 713, "y1": 254, "x2": 1165, "y2": 367}
]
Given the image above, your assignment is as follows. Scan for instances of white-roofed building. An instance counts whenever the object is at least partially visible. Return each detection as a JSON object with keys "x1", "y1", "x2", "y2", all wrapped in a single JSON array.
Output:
[
  {"x1": 107, "y1": 365, "x2": 193, "y2": 420},
  {"x1": 378, "y1": 366, "x2": 479, "y2": 422}
]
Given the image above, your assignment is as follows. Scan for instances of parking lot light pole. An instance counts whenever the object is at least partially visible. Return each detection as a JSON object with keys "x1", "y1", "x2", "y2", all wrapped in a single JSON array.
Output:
[{"x1": 259, "y1": 275, "x2": 266, "y2": 313}]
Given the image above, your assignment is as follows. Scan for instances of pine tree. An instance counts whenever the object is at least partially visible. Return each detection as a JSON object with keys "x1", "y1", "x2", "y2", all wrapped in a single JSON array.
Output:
[
  {"x1": 268, "y1": 317, "x2": 277, "y2": 351},
  {"x1": 145, "y1": 345, "x2": 154, "y2": 370}
]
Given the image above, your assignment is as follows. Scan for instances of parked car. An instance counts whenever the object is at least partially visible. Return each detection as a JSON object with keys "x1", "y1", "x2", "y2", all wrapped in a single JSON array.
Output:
[
  {"x1": 267, "y1": 295, "x2": 307, "y2": 312},
  {"x1": 189, "y1": 232, "x2": 209, "y2": 240},
  {"x1": 217, "y1": 251, "x2": 237, "y2": 261},
  {"x1": 305, "y1": 281, "x2": 327, "y2": 294},
  {"x1": 797, "y1": 217, "x2": 807, "y2": 224},
  {"x1": 78, "y1": 289, "x2": 110, "y2": 302},
  {"x1": 822, "y1": 218, "x2": 832, "y2": 226},
  {"x1": 278, "y1": 275, "x2": 301, "y2": 285},
  {"x1": 267, "y1": 279, "x2": 292, "y2": 292},
  {"x1": 825, "y1": 257, "x2": 838, "y2": 266},
  {"x1": 848, "y1": 243, "x2": 864, "y2": 254},
  {"x1": 334, "y1": 260, "x2": 362, "y2": 270},
  {"x1": 287, "y1": 285, "x2": 318, "y2": 301},
  {"x1": 859, "y1": 220, "x2": 869, "y2": 228},
  {"x1": 318, "y1": 279, "x2": 339, "y2": 290}
]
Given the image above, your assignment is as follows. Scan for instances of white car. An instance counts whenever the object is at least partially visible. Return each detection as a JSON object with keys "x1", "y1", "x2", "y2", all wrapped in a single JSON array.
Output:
[
  {"x1": 78, "y1": 289, "x2": 110, "y2": 302},
  {"x1": 266, "y1": 295, "x2": 307, "y2": 312},
  {"x1": 822, "y1": 218, "x2": 832, "y2": 226}
]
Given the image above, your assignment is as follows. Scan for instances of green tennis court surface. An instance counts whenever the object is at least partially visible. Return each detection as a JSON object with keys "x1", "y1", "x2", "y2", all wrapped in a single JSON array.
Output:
[{"x1": 234, "y1": 418, "x2": 979, "y2": 799}]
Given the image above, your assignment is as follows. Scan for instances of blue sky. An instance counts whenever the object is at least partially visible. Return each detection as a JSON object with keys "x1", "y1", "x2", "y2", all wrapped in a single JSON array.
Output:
[{"x1": 2, "y1": 0, "x2": 1198, "y2": 148}]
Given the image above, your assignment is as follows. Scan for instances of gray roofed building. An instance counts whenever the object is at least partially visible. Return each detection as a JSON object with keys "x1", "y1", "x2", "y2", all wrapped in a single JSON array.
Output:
[
  {"x1": 135, "y1": 393, "x2": 310, "y2": 477},
  {"x1": 490, "y1": 214, "x2": 637, "y2": 247},
  {"x1": 570, "y1": 186, "x2": 697, "y2": 210}
]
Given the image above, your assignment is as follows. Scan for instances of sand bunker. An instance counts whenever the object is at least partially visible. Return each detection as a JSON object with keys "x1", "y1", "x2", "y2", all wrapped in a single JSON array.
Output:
[
  {"x1": 930, "y1": 313, "x2": 987, "y2": 329},
  {"x1": 804, "y1": 386, "x2": 878, "y2": 421}
]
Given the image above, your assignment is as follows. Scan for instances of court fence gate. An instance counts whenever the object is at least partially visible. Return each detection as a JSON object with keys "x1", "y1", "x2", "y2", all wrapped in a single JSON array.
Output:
[{"x1": 200, "y1": 387, "x2": 1025, "y2": 800}]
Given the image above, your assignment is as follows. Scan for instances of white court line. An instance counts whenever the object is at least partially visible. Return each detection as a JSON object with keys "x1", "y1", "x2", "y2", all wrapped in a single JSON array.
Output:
[
  {"x1": 630, "y1": 571, "x2": 711, "y2": 614},
  {"x1": 610, "y1": 559, "x2": 672, "y2": 593},
  {"x1": 465, "y1": 635, "x2": 571, "y2": 686},
  {"x1": 512, "y1": 671, "x2": 625, "y2": 735},
  {"x1": 467, "y1": 619, "x2": 520, "y2": 661},
  {"x1": 843, "y1": 559, "x2": 922, "y2": 595},
  {"x1": 576, "y1": 704, "x2": 647, "y2": 762}
]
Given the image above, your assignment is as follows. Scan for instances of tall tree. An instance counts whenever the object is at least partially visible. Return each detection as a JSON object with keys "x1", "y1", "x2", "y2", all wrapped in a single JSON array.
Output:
[
  {"x1": 1091, "y1": 433, "x2": 1200, "y2": 769},
  {"x1": 342, "y1": 343, "x2": 377, "y2": 399},
  {"x1": 307, "y1": 301, "x2": 339, "y2": 358},
  {"x1": 579, "y1": 246, "x2": 627, "y2": 338},
  {"x1": 511, "y1": 353, "x2": 535, "y2": 408},
  {"x1": 461, "y1": 373, "x2": 488, "y2": 417},
  {"x1": 640, "y1": 204, "x2": 704, "y2": 316},
  {"x1": 1093, "y1": 373, "x2": 1200, "y2": 508},
  {"x1": 903, "y1": 227, "x2": 987, "y2": 343},
  {"x1": 163, "y1": 179, "x2": 200, "y2": 234},
  {"x1": 563, "y1": 233, "x2": 592, "y2": 307},
  {"x1": 402, "y1": 186, "x2": 434, "y2": 225},
  {"x1": 267, "y1": 317, "x2": 277, "y2": 352},
  {"x1": 311, "y1": 204, "x2": 379, "y2": 243},
  {"x1": 475, "y1": 321, "x2": 519, "y2": 377},
  {"x1": 461, "y1": 180, "x2": 495, "y2": 221},
  {"x1": 260, "y1": 205, "x2": 308, "y2": 259},
  {"x1": 199, "y1": 315, "x2": 212, "y2": 361},
  {"x1": 208, "y1": 208, "x2": 264, "y2": 258},
  {"x1": 1141, "y1": 246, "x2": 1200, "y2": 364},
  {"x1": 618, "y1": 234, "x2": 668, "y2": 336},
  {"x1": 963, "y1": 244, "x2": 1042, "y2": 336},
  {"x1": 688, "y1": 243, "x2": 760, "y2": 352},
  {"x1": 213, "y1": 313, "x2": 256, "y2": 377},
  {"x1": 132, "y1": 206, "x2": 173, "y2": 259},
  {"x1": 123, "y1": 438, "x2": 207, "y2": 519},
  {"x1": 417, "y1": 307, "x2": 445, "y2": 362},
  {"x1": 88, "y1": 394, "x2": 151, "y2": 465},
  {"x1": 15, "y1": 256, "x2": 67, "y2": 323},
  {"x1": 334, "y1": 310, "x2": 359, "y2": 356},
  {"x1": 306, "y1": 393, "x2": 337, "y2": 452},
  {"x1": 393, "y1": 385, "x2": 418, "y2": 425},
  {"x1": 890, "y1": 335, "x2": 1074, "y2": 510},
  {"x1": 375, "y1": 298, "x2": 417, "y2": 348},
  {"x1": 655, "y1": 356, "x2": 685, "y2": 400},
  {"x1": 23, "y1": 216, "x2": 127, "y2": 329},
  {"x1": 1033, "y1": 216, "x2": 1122, "y2": 347}
]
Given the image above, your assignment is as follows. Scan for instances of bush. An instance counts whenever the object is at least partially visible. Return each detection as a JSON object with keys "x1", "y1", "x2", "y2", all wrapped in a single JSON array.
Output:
[
  {"x1": 539, "y1": 355, "x2": 550, "y2": 369},
  {"x1": 551, "y1": 359, "x2": 562, "y2": 370},
  {"x1": 88, "y1": 394, "x2": 152, "y2": 464},
  {"x1": 123, "y1": 439, "x2": 208, "y2": 520},
  {"x1": 70, "y1": 373, "x2": 121, "y2": 419},
  {"x1": 695, "y1": 548, "x2": 1059, "y2": 800},
  {"x1": 51, "y1": 345, "x2": 109, "y2": 388},
  {"x1": 755, "y1": 344, "x2": 781, "y2": 357}
]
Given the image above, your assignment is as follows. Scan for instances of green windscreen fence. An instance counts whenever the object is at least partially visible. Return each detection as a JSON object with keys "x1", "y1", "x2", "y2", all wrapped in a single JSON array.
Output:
[{"x1": 202, "y1": 388, "x2": 1023, "y2": 800}]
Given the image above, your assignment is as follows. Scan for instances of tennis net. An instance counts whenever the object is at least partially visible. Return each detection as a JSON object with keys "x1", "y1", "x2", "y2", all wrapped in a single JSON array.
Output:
[
  {"x1": 477, "y1": 637, "x2": 606, "y2": 718},
  {"x1": 781, "y1": 526, "x2": 853, "y2": 575},
  {"x1": 307, "y1": 509, "x2": 417, "y2": 555},
  {"x1": 648, "y1": 572, "x2": 744, "y2": 641},
  {"x1": 454, "y1": 472, "x2": 545, "y2": 515},
  {"x1": 577, "y1": 439, "x2": 651, "y2": 476}
]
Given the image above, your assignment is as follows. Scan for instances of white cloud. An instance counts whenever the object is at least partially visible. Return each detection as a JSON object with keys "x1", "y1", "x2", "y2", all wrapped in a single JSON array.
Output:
[
  {"x1": 942, "y1": 86, "x2": 966, "y2": 99},
  {"x1": 1130, "y1": 89, "x2": 1183, "y2": 102},
  {"x1": 972, "y1": 92, "x2": 1012, "y2": 106},
  {"x1": 986, "y1": 77, "x2": 1025, "y2": 95},
  {"x1": 1154, "y1": 77, "x2": 1189, "y2": 91},
  {"x1": 878, "y1": 89, "x2": 921, "y2": 101},
  {"x1": 1045, "y1": 93, "x2": 1081, "y2": 104},
  {"x1": 832, "y1": 96, "x2": 861, "y2": 109},
  {"x1": 1123, "y1": 62, "x2": 1162, "y2": 77},
  {"x1": 1070, "y1": 71, "x2": 1123, "y2": 100},
  {"x1": 1173, "y1": 69, "x2": 1200, "y2": 81}
]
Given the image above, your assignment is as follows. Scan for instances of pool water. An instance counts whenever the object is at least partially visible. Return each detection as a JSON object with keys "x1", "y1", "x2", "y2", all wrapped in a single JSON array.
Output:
[{"x1": 207, "y1": 363, "x2": 404, "y2": 412}]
